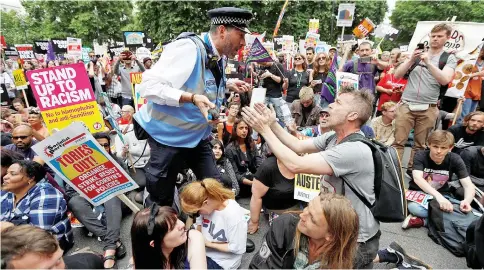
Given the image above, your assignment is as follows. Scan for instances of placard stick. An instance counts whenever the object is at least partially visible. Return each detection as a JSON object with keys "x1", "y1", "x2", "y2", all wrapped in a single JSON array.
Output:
[
  {"x1": 127, "y1": 152, "x2": 137, "y2": 174},
  {"x1": 117, "y1": 194, "x2": 140, "y2": 213},
  {"x1": 452, "y1": 98, "x2": 464, "y2": 125},
  {"x1": 19, "y1": 86, "x2": 30, "y2": 108}
]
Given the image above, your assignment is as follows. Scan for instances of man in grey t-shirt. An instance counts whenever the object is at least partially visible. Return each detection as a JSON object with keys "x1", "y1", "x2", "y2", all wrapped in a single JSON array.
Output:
[
  {"x1": 392, "y1": 23, "x2": 457, "y2": 171},
  {"x1": 242, "y1": 86, "x2": 379, "y2": 269}
]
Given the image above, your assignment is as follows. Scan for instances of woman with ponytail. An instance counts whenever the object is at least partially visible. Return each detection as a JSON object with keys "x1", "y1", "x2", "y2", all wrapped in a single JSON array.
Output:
[{"x1": 180, "y1": 179, "x2": 247, "y2": 270}]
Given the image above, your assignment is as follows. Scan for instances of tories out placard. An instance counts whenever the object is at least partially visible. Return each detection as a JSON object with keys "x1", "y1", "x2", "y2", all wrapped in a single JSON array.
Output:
[
  {"x1": 26, "y1": 63, "x2": 105, "y2": 133},
  {"x1": 32, "y1": 122, "x2": 138, "y2": 206}
]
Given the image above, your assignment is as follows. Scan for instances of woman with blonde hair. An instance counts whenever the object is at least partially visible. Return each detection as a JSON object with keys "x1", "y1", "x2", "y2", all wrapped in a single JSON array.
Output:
[
  {"x1": 249, "y1": 193, "x2": 359, "y2": 269},
  {"x1": 180, "y1": 178, "x2": 247, "y2": 269},
  {"x1": 309, "y1": 52, "x2": 330, "y2": 106}
]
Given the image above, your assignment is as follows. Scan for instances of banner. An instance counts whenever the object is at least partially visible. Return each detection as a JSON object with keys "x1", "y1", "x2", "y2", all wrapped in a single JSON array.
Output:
[
  {"x1": 130, "y1": 72, "x2": 146, "y2": 111},
  {"x1": 273, "y1": 0, "x2": 289, "y2": 37},
  {"x1": 246, "y1": 38, "x2": 273, "y2": 63},
  {"x1": 337, "y1": 3, "x2": 356, "y2": 27},
  {"x1": 26, "y1": 63, "x2": 105, "y2": 133},
  {"x1": 336, "y1": 72, "x2": 359, "y2": 92},
  {"x1": 51, "y1": 39, "x2": 67, "y2": 54},
  {"x1": 405, "y1": 190, "x2": 433, "y2": 209},
  {"x1": 4, "y1": 47, "x2": 19, "y2": 60},
  {"x1": 123, "y1": 31, "x2": 146, "y2": 47},
  {"x1": 14, "y1": 44, "x2": 35, "y2": 59},
  {"x1": 408, "y1": 21, "x2": 484, "y2": 55},
  {"x1": 353, "y1": 18, "x2": 375, "y2": 38},
  {"x1": 34, "y1": 40, "x2": 50, "y2": 54},
  {"x1": 12, "y1": 69, "x2": 28, "y2": 89},
  {"x1": 67, "y1": 37, "x2": 82, "y2": 58},
  {"x1": 445, "y1": 43, "x2": 484, "y2": 98},
  {"x1": 294, "y1": 173, "x2": 321, "y2": 202},
  {"x1": 32, "y1": 122, "x2": 138, "y2": 206}
]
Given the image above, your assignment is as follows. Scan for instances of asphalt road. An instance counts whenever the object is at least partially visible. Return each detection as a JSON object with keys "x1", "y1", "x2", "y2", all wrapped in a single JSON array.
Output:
[{"x1": 67, "y1": 148, "x2": 469, "y2": 269}]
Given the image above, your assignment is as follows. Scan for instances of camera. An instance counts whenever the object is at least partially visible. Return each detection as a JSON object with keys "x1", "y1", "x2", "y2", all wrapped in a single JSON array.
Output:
[{"x1": 208, "y1": 107, "x2": 220, "y2": 121}]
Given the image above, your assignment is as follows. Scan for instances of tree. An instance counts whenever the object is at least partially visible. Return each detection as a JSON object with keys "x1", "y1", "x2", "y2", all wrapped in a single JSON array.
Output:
[
  {"x1": 0, "y1": 10, "x2": 31, "y2": 44},
  {"x1": 20, "y1": 0, "x2": 134, "y2": 44},
  {"x1": 390, "y1": 0, "x2": 484, "y2": 45}
]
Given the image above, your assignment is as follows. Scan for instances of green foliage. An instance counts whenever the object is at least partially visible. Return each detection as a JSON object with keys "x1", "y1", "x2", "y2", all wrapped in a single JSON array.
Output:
[
  {"x1": 14, "y1": 0, "x2": 134, "y2": 44},
  {"x1": 390, "y1": 0, "x2": 484, "y2": 45},
  {"x1": 0, "y1": 10, "x2": 31, "y2": 44}
]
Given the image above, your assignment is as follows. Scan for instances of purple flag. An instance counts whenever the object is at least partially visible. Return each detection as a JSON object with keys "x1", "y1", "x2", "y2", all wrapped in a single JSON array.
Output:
[
  {"x1": 246, "y1": 38, "x2": 272, "y2": 64},
  {"x1": 321, "y1": 51, "x2": 338, "y2": 104},
  {"x1": 46, "y1": 41, "x2": 56, "y2": 61}
]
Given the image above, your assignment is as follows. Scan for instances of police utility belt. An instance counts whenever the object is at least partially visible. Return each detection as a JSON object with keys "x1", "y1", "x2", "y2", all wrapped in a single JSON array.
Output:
[{"x1": 399, "y1": 100, "x2": 437, "y2": 112}]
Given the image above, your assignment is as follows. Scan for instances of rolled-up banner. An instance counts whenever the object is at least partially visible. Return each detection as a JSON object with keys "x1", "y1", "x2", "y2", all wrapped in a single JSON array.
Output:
[{"x1": 273, "y1": 0, "x2": 289, "y2": 37}]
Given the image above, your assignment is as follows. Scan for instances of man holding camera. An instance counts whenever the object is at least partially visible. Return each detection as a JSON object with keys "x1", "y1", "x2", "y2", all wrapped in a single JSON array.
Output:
[
  {"x1": 114, "y1": 51, "x2": 145, "y2": 107},
  {"x1": 340, "y1": 41, "x2": 389, "y2": 95},
  {"x1": 134, "y1": 7, "x2": 252, "y2": 207},
  {"x1": 392, "y1": 23, "x2": 457, "y2": 172}
]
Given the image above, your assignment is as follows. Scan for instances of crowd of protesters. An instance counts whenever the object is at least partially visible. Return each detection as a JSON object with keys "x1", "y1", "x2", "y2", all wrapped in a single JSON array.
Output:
[{"x1": 1, "y1": 13, "x2": 484, "y2": 270}]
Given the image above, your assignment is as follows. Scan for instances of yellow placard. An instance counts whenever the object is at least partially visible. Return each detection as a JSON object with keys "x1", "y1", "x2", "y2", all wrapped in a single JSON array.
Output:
[
  {"x1": 13, "y1": 69, "x2": 27, "y2": 88},
  {"x1": 41, "y1": 101, "x2": 105, "y2": 133}
]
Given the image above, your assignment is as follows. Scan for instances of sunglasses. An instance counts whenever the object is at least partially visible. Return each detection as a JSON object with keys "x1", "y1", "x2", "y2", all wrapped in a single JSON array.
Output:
[
  {"x1": 318, "y1": 57, "x2": 327, "y2": 60},
  {"x1": 295, "y1": 58, "x2": 303, "y2": 60},
  {"x1": 99, "y1": 143, "x2": 110, "y2": 148},
  {"x1": 13, "y1": 135, "x2": 30, "y2": 140}
]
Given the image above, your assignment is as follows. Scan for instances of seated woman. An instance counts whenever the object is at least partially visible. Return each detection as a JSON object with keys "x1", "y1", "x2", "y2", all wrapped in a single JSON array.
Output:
[
  {"x1": 0, "y1": 160, "x2": 73, "y2": 251},
  {"x1": 217, "y1": 102, "x2": 240, "y2": 146},
  {"x1": 249, "y1": 193, "x2": 359, "y2": 269},
  {"x1": 181, "y1": 179, "x2": 248, "y2": 270},
  {"x1": 248, "y1": 154, "x2": 300, "y2": 234},
  {"x1": 225, "y1": 118, "x2": 262, "y2": 197},
  {"x1": 211, "y1": 139, "x2": 240, "y2": 195},
  {"x1": 131, "y1": 205, "x2": 207, "y2": 269}
]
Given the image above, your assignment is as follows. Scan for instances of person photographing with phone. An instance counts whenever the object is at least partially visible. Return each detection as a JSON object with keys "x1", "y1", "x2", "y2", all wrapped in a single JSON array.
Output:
[
  {"x1": 339, "y1": 41, "x2": 389, "y2": 96},
  {"x1": 392, "y1": 23, "x2": 457, "y2": 174},
  {"x1": 114, "y1": 50, "x2": 145, "y2": 107}
]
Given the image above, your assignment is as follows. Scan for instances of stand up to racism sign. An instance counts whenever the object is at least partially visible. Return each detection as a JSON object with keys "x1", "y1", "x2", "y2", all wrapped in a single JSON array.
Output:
[{"x1": 25, "y1": 63, "x2": 105, "y2": 133}]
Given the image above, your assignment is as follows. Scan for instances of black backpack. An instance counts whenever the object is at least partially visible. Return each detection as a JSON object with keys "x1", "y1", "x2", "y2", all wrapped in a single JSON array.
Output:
[
  {"x1": 327, "y1": 133, "x2": 407, "y2": 222},
  {"x1": 404, "y1": 51, "x2": 451, "y2": 100}
]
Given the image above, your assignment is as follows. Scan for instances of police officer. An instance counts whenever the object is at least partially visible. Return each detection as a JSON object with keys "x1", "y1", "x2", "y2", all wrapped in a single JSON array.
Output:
[{"x1": 134, "y1": 7, "x2": 253, "y2": 207}]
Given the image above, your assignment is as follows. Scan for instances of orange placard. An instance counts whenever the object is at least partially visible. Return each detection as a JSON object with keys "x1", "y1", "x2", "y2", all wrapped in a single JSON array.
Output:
[{"x1": 353, "y1": 18, "x2": 376, "y2": 38}]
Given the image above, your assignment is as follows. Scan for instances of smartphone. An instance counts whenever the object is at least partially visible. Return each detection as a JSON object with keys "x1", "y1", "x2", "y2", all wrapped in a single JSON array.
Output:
[
  {"x1": 417, "y1": 43, "x2": 425, "y2": 50},
  {"x1": 360, "y1": 56, "x2": 372, "y2": 64}
]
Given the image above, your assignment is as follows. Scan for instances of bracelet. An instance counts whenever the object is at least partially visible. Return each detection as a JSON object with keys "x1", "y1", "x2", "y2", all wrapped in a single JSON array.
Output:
[{"x1": 191, "y1": 94, "x2": 196, "y2": 105}]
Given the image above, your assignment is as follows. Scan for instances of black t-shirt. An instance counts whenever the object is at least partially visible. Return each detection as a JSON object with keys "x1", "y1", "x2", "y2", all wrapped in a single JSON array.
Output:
[
  {"x1": 448, "y1": 124, "x2": 484, "y2": 154},
  {"x1": 460, "y1": 146, "x2": 484, "y2": 179},
  {"x1": 286, "y1": 69, "x2": 310, "y2": 103},
  {"x1": 312, "y1": 71, "x2": 328, "y2": 93},
  {"x1": 410, "y1": 150, "x2": 469, "y2": 193},
  {"x1": 254, "y1": 156, "x2": 298, "y2": 210},
  {"x1": 261, "y1": 63, "x2": 285, "y2": 98}
]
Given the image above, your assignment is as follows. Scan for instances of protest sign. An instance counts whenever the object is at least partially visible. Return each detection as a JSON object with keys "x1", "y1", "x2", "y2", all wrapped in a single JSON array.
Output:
[
  {"x1": 108, "y1": 46, "x2": 126, "y2": 59},
  {"x1": 81, "y1": 47, "x2": 91, "y2": 64},
  {"x1": 26, "y1": 63, "x2": 105, "y2": 133},
  {"x1": 315, "y1": 41, "x2": 329, "y2": 53},
  {"x1": 445, "y1": 43, "x2": 483, "y2": 98},
  {"x1": 400, "y1": 45, "x2": 409, "y2": 52},
  {"x1": 294, "y1": 173, "x2": 321, "y2": 202},
  {"x1": 12, "y1": 69, "x2": 28, "y2": 89},
  {"x1": 353, "y1": 18, "x2": 375, "y2": 38},
  {"x1": 67, "y1": 37, "x2": 82, "y2": 58},
  {"x1": 123, "y1": 31, "x2": 146, "y2": 47},
  {"x1": 304, "y1": 32, "x2": 320, "y2": 49},
  {"x1": 308, "y1": 19, "x2": 319, "y2": 33},
  {"x1": 51, "y1": 39, "x2": 68, "y2": 54},
  {"x1": 14, "y1": 44, "x2": 35, "y2": 59},
  {"x1": 129, "y1": 72, "x2": 146, "y2": 111},
  {"x1": 336, "y1": 72, "x2": 359, "y2": 92},
  {"x1": 34, "y1": 40, "x2": 50, "y2": 54},
  {"x1": 32, "y1": 122, "x2": 138, "y2": 206},
  {"x1": 405, "y1": 190, "x2": 433, "y2": 209},
  {"x1": 374, "y1": 24, "x2": 400, "y2": 41},
  {"x1": 4, "y1": 47, "x2": 19, "y2": 60},
  {"x1": 408, "y1": 21, "x2": 484, "y2": 55},
  {"x1": 273, "y1": 35, "x2": 284, "y2": 52},
  {"x1": 135, "y1": 47, "x2": 151, "y2": 62},
  {"x1": 0, "y1": 35, "x2": 6, "y2": 49},
  {"x1": 337, "y1": 3, "x2": 356, "y2": 27}
]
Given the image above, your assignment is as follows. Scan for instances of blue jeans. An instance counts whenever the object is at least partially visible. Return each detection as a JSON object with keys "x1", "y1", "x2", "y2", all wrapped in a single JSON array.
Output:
[
  {"x1": 407, "y1": 201, "x2": 429, "y2": 218},
  {"x1": 265, "y1": 96, "x2": 291, "y2": 125},
  {"x1": 457, "y1": 98, "x2": 478, "y2": 124},
  {"x1": 145, "y1": 137, "x2": 220, "y2": 207},
  {"x1": 206, "y1": 256, "x2": 223, "y2": 269},
  {"x1": 320, "y1": 97, "x2": 330, "y2": 109}
]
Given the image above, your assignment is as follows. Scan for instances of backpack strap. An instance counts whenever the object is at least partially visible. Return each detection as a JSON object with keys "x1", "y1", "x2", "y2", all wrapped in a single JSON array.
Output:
[
  {"x1": 439, "y1": 51, "x2": 450, "y2": 70},
  {"x1": 338, "y1": 133, "x2": 384, "y2": 208}
]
